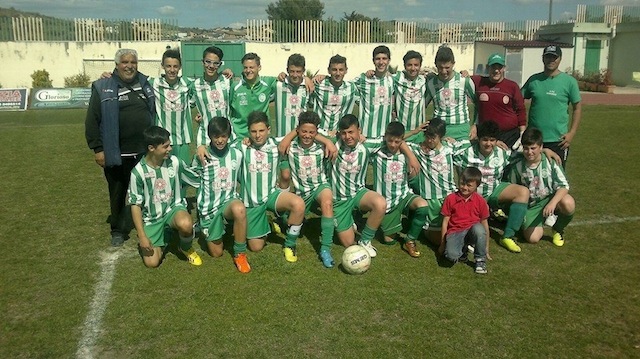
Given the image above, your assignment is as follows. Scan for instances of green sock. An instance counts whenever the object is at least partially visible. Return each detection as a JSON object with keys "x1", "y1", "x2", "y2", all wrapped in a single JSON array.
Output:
[
  {"x1": 360, "y1": 224, "x2": 377, "y2": 243},
  {"x1": 284, "y1": 224, "x2": 302, "y2": 248},
  {"x1": 320, "y1": 216, "x2": 334, "y2": 252},
  {"x1": 504, "y1": 202, "x2": 527, "y2": 238},
  {"x1": 407, "y1": 206, "x2": 428, "y2": 241},
  {"x1": 553, "y1": 212, "x2": 574, "y2": 233},
  {"x1": 233, "y1": 241, "x2": 247, "y2": 256}
]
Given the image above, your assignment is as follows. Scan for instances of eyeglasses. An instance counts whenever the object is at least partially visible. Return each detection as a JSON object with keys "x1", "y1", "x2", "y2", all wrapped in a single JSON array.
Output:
[{"x1": 203, "y1": 60, "x2": 224, "y2": 67}]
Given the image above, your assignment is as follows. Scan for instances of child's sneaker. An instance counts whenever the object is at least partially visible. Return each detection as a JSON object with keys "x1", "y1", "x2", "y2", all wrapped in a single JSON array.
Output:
[
  {"x1": 233, "y1": 253, "x2": 251, "y2": 273},
  {"x1": 475, "y1": 259, "x2": 488, "y2": 274},
  {"x1": 319, "y1": 250, "x2": 334, "y2": 268},
  {"x1": 181, "y1": 247, "x2": 203, "y2": 266},
  {"x1": 358, "y1": 240, "x2": 377, "y2": 258},
  {"x1": 500, "y1": 237, "x2": 522, "y2": 253},
  {"x1": 402, "y1": 240, "x2": 421, "y2": 258},
  {"x1": 283, "y1": 247, "x2": 298, "y2": 262},
  {"x1": 552, "y1": 230, "x2": 564, "y2": 247}
]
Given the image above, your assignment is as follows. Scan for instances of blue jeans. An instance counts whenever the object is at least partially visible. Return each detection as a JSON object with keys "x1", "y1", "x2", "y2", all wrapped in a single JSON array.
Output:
[{"x1": 444, "y1": 222, "x2": 486, "y2": 262}]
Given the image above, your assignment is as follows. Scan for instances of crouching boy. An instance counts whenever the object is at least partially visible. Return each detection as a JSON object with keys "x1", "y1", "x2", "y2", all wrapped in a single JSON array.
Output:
[{"x1": 440, "y1": 167, "x2": 490, "y2": 274}]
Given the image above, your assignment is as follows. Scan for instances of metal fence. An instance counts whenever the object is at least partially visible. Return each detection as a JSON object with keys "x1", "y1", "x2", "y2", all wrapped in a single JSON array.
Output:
[
  {"x1": 0, "y1": 17, "x2": 178, "y2": 41},
  {"x1": 246, "y1": 19, "x2": 548, "y2": 43},
  {"x1": 576, "y1": 4, "x2": 640, "y2": 23}
]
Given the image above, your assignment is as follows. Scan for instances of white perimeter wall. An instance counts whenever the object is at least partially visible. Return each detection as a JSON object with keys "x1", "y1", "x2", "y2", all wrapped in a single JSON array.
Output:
[{"x1": 0, "y1": 41, "x2": 475, "y2": 88}]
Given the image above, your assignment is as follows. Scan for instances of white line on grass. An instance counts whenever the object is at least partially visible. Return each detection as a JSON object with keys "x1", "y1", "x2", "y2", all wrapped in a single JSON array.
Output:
[
  {"x1": 569, "y1": 216, "x2": 640, "y2": 227},
  {"x1": 76, "y1": 250, "x2": 122, "y2": 359}
]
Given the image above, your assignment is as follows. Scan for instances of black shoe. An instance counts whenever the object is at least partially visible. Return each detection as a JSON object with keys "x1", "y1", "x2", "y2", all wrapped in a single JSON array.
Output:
[{"x1": 111, "y1": 233, "x2": 124, "y2": 247}]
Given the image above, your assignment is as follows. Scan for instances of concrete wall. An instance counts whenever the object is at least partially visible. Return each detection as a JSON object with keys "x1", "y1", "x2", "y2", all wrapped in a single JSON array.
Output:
[
  {"x1": 609, "y1": 22, "x2": 640, "y2": 86},
  {"x1": 0, "y1": 41, "x2": 179, "y2": 88},
  {"x1": 0, "y1": 41, "x2": 475, "y2": 88}
]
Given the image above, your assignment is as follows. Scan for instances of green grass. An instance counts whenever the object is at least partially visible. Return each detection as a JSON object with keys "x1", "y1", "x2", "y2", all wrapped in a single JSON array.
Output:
[{"x1": 1, "y1": 106, "x2": 640, "y2": 358}]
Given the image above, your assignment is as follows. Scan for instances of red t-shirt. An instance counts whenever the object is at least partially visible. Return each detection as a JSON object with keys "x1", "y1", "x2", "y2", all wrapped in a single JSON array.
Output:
[
  {"x1": 471, "y1": 75, "x2": 526, "y2": 132},
  {"x1": 441, "y1": 191, "x2": 489, "y2": 234}
]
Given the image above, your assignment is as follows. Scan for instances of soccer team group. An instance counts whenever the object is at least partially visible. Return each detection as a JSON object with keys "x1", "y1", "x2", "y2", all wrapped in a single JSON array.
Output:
[{"x1": 85, "y1": 43, "x2": 580, "y2": 275}]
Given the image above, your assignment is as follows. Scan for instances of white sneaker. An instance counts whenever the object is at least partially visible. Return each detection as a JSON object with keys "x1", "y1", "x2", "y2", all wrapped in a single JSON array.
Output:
[{"x1": 358, "y1": 241, "x2": 377, "y2": 258}]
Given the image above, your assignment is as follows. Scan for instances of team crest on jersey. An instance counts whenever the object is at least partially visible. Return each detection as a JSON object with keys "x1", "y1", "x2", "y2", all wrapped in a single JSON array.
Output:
[
  {"x1": 258, "y1": 93, "x2": 267, "y2": 102},
  {"x1": 540, "y1": 168, "x2": 550, "y2": 178},
  {"x1": 167, "y1": 166, "x2": 176, "y2": 178},
  {"x1": 489, "y1": 157, "x2": 503, "y2": 168},
  {"x1": 502, "y1": 95, "x2": 510, "y2": 104},
  {"x1": 479, "y1": 93, "x2": 489, "y2": 102},
  {"x1": 230, "y1": 159, "x2": 238, "y2": 170}
]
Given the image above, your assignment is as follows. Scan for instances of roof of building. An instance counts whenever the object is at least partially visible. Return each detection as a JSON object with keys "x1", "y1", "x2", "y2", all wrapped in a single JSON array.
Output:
[{"x1": 476, "y1": 40, "x2": 574, "y2": 49}]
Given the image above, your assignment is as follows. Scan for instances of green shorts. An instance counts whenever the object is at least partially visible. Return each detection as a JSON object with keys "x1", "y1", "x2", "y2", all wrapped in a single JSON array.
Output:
[
  {"x1": 142, "y1": 205, "x2": 187, "y2": 247},
  {"x1": 334, "y1": 188, "x2": 369, "y2": 233},
  {"x1": 246, "y1": 190, "x2": 283, "y2": 239},
  {"x1": 302, "y1": 184, "x2": 331, "y2": 214},
  {"x1": 380, "y1": 194, "x2": 419, "y2": 235},
  {"x1": 485, "y1": 182, "x2": 511, "y2": 209},
  {"x1": 444, "y1": 123, "x2": 471, "y2": 141},
  {"x1": 171, "y1": 143, "x2": 192, "y2": 165},
  {"x1": 426, "y1": 198, "x2": 445, "y2": 230},
  {"x1": 201, "y1": 199, "x2": 239, "y2": 242},
  {"x1": 523, "y1": 197, "x2": 551, "y2": 229}
]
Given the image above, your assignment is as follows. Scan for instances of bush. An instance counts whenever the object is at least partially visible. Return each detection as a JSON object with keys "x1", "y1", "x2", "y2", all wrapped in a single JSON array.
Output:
[
  {"x1": 64, "y1": 73, "x2": 91, "y2": 87},
  {"x1": 31, "y1": 69, "x2": 53, "y2": 88}
]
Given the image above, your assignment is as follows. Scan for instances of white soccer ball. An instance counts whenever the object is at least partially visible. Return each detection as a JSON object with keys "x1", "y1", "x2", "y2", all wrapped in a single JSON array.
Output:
[{"x1": 341, "y1": 245, "x2": 371, "y2": 275}]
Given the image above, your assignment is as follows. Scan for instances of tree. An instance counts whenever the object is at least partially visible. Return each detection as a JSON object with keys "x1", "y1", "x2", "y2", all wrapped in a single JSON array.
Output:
[
  {"x1": 266, "y1": 0, "x2": 324, "y2": 21},
  {"x1": 342, "y1": 11, "x2": 380, "y2": 22}
]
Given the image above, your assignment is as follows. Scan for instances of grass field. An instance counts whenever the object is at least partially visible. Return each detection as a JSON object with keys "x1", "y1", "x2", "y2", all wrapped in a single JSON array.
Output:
[{"x1": 1, "y1": 105, "x2": 640, "y2": 358}]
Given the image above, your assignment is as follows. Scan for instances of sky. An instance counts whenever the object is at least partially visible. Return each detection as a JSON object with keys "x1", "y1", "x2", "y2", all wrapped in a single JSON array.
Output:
[{"x1": 1, "y1": 0, "x2": 639, "y2": 29}]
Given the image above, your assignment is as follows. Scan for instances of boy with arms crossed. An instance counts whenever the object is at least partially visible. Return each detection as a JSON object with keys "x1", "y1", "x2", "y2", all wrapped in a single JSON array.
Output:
[
  {"x1": 424, "y1": 46, "x2": 477, "y2": 141},
  {"x1": 239, "y1": 111, "x2": 306, "y2": 262},
  {"x1": 311, "y1": 55, "x2": 359, "y2": 137},
  {"x1": 393, "y1": 50, "x2": 429, "y2": 144},
  {"x1": 191, "y1": 117, "x2": 250, "y2": 273},
  {"x1": 128, "y1": 126, "x2": 202, "y2": 268},
  {"x1": 368, "y1": 122, "x2": 428, "y2": 258},
  {"x1": 508, "y1": 128, "x2": 575, "y2": 246},
  {"x1": 440, "y1": 167, "x2": 490, "y2": 274},
  {"x1": 280, "y1": 111, "x2": 337, "y2": 268}
]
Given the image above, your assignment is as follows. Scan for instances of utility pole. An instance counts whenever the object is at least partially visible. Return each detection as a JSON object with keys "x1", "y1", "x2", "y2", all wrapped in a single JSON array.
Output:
[{"x1": 548, "y1": 0, "x2": 553, "y2": 25}]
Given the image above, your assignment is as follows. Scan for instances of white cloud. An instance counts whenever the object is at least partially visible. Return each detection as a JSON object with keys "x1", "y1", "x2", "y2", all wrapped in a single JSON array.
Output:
[{"x1": 157, "y1": 6, "x2": 177, "y2": 16}]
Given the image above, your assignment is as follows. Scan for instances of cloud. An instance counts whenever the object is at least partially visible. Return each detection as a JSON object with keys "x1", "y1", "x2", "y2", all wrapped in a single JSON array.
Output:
[{"x1": 157, "y1": 6, "x2": 177, "y2": 15}]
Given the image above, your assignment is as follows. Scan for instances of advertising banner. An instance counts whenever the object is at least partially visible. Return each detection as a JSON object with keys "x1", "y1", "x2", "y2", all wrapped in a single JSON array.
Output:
[
  {"x1": 0, "y1": 88, "x2": 29, "y2": 111},
  {"x1": 29, "y1": 88, "x2": 92, "y2": 109}
]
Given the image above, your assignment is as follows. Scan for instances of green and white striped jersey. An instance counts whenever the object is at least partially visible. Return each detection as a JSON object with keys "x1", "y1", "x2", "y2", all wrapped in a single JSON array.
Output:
[
  {"x1": 287, "y1": 139, "x2": 328, "y2": 198},
  {"x1": 329, "y1": 140, "x2": 371, "y2": 201},
  {"x1": 128, "y1": 155, "x2": 199, "y2": 224},
  {"x1": 407, "y1": 142, "x2": 457, "y2": 200},
  {"x1": 508, "y1": 153, "x2": 570, "y2": 206},
  {"x1": 190, "y1": 146, "x2": 242, "y2": 219},
  {"x1": 273, "y1": 78, "x2": 309, "y2": 137},
  {"x1": 311, "y1": 77, "x2": 358, "y2": 135},
  {"x1": 149, "y1": 76, "x2": 194, "y2": 146},
  {"x1": 453, "y1": 140, "x2": 514, "y2": 198},
  {"x1": 192, "y1": 76, "x2": 231, "y2": 147},
  {"x1": 367, "y1": 138, "x2": 412, "y2": 212},
  {"x1": 424, "y1": 72, "x2": 476, "y2": 126},
  {"x1": 237, "y1": 138, "x2": 281, "y2": 207},
  {"x1": 353, "y1": 73, "x2": 394, "y2": 138},
  {"x1": 393, "y1": 72, "x2": 428, "y2": 132}
]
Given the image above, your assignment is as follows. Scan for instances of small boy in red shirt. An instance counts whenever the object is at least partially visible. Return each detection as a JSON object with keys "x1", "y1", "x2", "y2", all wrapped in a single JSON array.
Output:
[{"x1": 439, "y1": 167, "x2": 490, "y2": 274}]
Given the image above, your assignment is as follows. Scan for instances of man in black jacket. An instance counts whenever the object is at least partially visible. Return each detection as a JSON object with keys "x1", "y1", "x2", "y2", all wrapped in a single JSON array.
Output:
[{"x1": 85, "y1": 48, "x2": 156, "y2": 246}]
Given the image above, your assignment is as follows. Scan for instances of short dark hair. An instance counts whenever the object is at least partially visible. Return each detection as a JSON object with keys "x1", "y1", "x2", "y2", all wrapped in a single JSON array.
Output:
[
  {"x1": 208, "y1": 116, "x2": 232, "y2": 138},
  {"x1": 287, "y1": 53, "x2": 305, "y2": 68},
  {"x1": 162, "y1": 48, "x2": 181, "y2": 65},
  {"x1": 329, "y1": 54, "x2": 347, "y2": 68},
  {"x1": 521, "y1": 127, "x2": 544, "y2": 146},
  {"x1": 242, "y1": 52, "x2": 261, "y2": 66},
  {"x1": 247, "y1": 111, "x2": 269, "y2": 128},
  {"x1": 424, "y1": 117, "x2": 446, "y2": 139},
  {"x1": 385, "y1": 121, "x2": 405, "y2": 138},
  {"x1": 435, "y1": 46, "x2": 455, "y2": 64},
  {"x1": 476, "y1": 121, "x2": 500, "y2": 139},
  {"x1": 460, "y1": 167, "x2": 482, "y2": 185},
  {"x1": 144, "y1": 126, "x2": 170, "y2": 147},
  {"x1": 203, "y1": 46, "x2": 224, "y2": 60},
  {"x1": 373, "y1": 45, "x2": 391, "y2": 59},
  {"x1": 338, "y1": 114, "x2": 359, "y2": 131},
  {"x1": 298, "y1": 111, "x2": 320, "y2": 128},
  {"x1": 403, "y1": 50, "x2": 422, "y2": 65}
]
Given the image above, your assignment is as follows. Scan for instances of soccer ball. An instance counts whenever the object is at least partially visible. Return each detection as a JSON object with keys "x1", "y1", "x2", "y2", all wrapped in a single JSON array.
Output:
[{"x1": 341, "y1": 245, "x2": 371, "y2": 275}]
